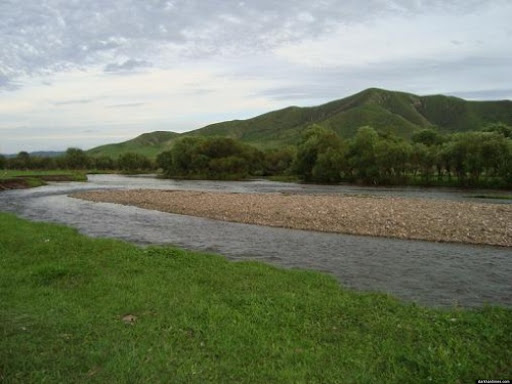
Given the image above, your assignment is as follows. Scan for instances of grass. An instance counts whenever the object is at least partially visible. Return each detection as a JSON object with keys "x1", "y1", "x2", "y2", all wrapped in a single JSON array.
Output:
[
  {"x1": 0, "y1": 170, "x2": 87, "y2": 180},
  {"x1": 1, "y1": 213, "x2": 511, "y2": 383},
  {"x1": 86, "y1": 131, "x2": 179, "y2": 159}
]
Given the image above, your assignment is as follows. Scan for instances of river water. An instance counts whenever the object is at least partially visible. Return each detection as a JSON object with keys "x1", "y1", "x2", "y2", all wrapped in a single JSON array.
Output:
[{"x1": 0, "y1": 174, "x2": 510, "y2": 308}]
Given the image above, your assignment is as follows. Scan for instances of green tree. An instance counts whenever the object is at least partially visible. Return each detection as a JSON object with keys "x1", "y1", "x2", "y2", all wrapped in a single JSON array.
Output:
[
  {"x1": 63, "y1": 148, "x2": 90, "y2": 169},
  {"x1": 13, "y1": 151, "x2": 32, "y2": 169},
  {"x1": 294, "y1": 125, "x2": 347, "y2": 182},
  {"x1": 443, "y1": 132, "x2": 497, "y2": 185},
  {"x1": 498, "y1": 140, "x2": 512, "y2": 184},
  {"x1": 374, "y1": 137, "x2": 412, "y2": 183},
  {"x1": 93, "y1": 156, "x2": 116, "y2": 170},
  {"x1": 0, "y1": 154, "x2": 6, "y2": 170},
  {"x1": 118, "y1": 152, "x2": 153, "y2": 173},
  {"x1": 312, "y1": 147, "x2": 346, "y2": 182},
  {"x1": 482, "y1": 122, "x2": 512, "y2": 139},
  {"x1": 170, "y1": 137, "x2": 205, "y2": 175},
  {"x1": 239, "y1": 145, "x2": 265, "y2": 176},
  {"x1": 263, "y1": 147, "x2": 296, "y2": 175},
  {"x1": 156, "y1": 151, "x2": 173, "y2": 172},
  {"x1": 31, "y1": 156, "x2": 56, "y2": 170},
  {"x1": 160, "y1": 136, "x2": 263, "y2": 179},
  {"x1": 208, "y1": 156, "x2": 248, "y2": 178},
  {"x1": 348, "y1": 126, "x2": 380, "y2": 184},
  {"x1": 411, "y1": 143, "x2": 436, "y2": 182},
  {"x1": 412, "y1": 128, "x2": 444, "y2": 146},
  {"x1": 199, "y1": 137, "x2": 240, "y2": 159}
]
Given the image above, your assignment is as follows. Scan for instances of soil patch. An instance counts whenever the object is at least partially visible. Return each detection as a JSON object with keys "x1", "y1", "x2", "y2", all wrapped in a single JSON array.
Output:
[{"x1": 0, "y1": 178, "x2": 31, "y2": 191}]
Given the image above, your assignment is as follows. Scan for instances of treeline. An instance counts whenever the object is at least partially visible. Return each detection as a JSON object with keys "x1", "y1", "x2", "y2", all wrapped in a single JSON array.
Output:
[
  {"x1": 157, "y1": 123, "x2": 512, "y2": 187},
  {"x1": 3, "y1": 122, "x2": 511, "y2": 188},
  {"x1": 0, "y1": 148, "x2": 155, "y2": 173},
  {"x1": 156, "y1": 136, "x2": 295, "y2": 179},
  {"x1": 294, "y1": 123, "x2": 512, "y2": 187}
]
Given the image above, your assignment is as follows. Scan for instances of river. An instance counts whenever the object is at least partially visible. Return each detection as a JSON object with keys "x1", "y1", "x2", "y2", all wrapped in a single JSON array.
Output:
[{"x1": 0, "y1": 174, "x2": 510, "y2": 308}]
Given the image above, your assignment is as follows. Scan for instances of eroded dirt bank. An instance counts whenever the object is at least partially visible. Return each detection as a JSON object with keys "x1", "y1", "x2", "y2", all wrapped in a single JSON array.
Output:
[
  {"x1": 71, "y1": 189, "x2": 512, "y2": 247},
  {"x1": 0, "y1": 179, "x2": 32, "y2": 190}
]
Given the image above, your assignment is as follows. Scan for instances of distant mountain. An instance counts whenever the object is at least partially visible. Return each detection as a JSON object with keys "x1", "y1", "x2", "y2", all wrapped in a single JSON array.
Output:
[
  {"x1": 2, "y1": 151, "x2": 65, "y2": 158},
  {"x1": 30, "y1": 151, "x2": 66, "y2": 158},
  {"x1": 87, "y1": 131, "x2": 180, "y2": 158},
  {"x1": 87, "y1": 88, "x2": 512, "y2": 157}
]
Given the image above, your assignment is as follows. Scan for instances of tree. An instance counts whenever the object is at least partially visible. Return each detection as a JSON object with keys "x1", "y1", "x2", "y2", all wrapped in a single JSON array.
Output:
[
  {"x1": 263, "y1": 147, "x2": 296, "y2": 175},
  {"x1": 239, "y1": 145, "x2": 265, "y2": 176},
  {"x1": 208, "y1": 156, "x2": 248, "y2": 178},
  {"x1": 31, "y1": 156, "x2": 56, "y2": 170},
  {"x1": 443, "y1": 132, "x2": 494, "y2": 185},
  {"x1": 14, "y1": 151, "x2": 32, "y2": 169},
  {"x1": 412, "y1": 128, "x2": 444, "y2": 146},
  {"x1": 199, "y1": 137, "x2": 240, "y2": 159},
  {"x1": 63, "y1": 148, "x2": 90, "y2": 169},
  {"x1": 312, "y1": 147, "x2": 346, "y2": 182},
  {"x1": 374, "y1": 138, "x2": 412, "y2": 183},
  {"x1": 93, "y1": 156, "x2": 116, "y2": 170},
  {"x1": 294, "y1": 125, "x2": 347, "y2": 182},
  {"x1": 170, "y1": 137, "x2": 205, "y2": 175},
  {"x1": 0, "y1": 154, "x2": 6, "y2": 170},
  {"x1": 481, "y1": 122, "x2": 512, "y2": 139},
  {"x1": 498, "y1": 140, "x2": 512, "y2": 185},
  {"x1": 411, "y1": 143, "x2": 436, "y2": 182},
  {"x1": 159, "y1": 136, "x2": 263, "y2": 179},
  {"x1": 348, "y1": 126, "x2": 380, "y2": 184},
  {"x1": 118, "y1": 152, "x2": 153, "y2": 173},
  {"x1": 156, "y1": 151, "x2": 173, "y2": 172}
]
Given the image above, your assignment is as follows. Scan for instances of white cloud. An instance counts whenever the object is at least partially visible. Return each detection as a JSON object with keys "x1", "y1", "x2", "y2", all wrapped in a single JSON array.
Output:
[
  {"x1": 0, "y1": 0, "x2": 511, "y2": 153},
  {"x1": 275, "y1": 2, "x2": 512, "y2": 68},
  {"x1": 0, "y1": 65, "x2": 283, "y2": 152}
]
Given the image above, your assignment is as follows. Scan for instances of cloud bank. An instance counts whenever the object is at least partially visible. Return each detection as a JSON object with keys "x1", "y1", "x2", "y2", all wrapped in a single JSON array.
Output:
[{"x1": 1, "y1": 0, "x2": 511, "y2": 152}]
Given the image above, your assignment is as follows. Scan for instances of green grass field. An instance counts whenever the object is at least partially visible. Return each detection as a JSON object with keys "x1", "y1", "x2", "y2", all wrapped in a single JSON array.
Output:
[
  {"x1": 0, "y1": 170, "x2": 87, "y2": 179},
  {"x1": 0, "y1": 213, "x2": 510, "y2": 383}
]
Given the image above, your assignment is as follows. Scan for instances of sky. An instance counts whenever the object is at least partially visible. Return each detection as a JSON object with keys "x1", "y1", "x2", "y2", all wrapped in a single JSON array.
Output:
[{"x1": 1, "y1": 0, "x2": 511, "y2": 154}]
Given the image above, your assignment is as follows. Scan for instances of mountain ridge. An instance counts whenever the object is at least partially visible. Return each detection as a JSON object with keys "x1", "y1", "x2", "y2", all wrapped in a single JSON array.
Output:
[
  {"x1": 87, "y1": 88, "x2": 512, "y2": 158},
  {"x1": 87, "y1": 131, "x2": 180, "y2": 158}
]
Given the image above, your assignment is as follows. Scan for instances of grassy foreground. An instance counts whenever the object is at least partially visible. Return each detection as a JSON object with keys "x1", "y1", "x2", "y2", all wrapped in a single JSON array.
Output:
[{"x1": 0, "y1": 213, "x2": 511, "y2": 383}]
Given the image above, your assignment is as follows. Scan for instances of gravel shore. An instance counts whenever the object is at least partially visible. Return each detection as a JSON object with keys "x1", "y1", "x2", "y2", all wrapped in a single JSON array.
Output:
[{"x1": 72, "y1": 189, "x2": 512, "y2": 247}]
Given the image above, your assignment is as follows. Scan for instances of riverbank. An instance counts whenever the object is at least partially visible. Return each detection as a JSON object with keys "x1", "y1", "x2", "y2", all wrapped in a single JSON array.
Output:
[
  {"x1": 1, "y1": 213, "x2": 510, "y2": 382},
  {"x1": 73, "y1": 189, "x2": 512, "y2": 247},
  {"x1": 0, "y1": 171, "x2": 87, "y2": 190}
]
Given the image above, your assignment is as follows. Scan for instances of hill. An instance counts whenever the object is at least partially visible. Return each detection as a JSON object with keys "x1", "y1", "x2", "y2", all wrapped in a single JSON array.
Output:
[
  {"x1": 88, "y1": 88, "x2": 512, "y2": 157},
  {"x1": 186, "y1": 88, "x2": 512, "y2": 146},
  {"x1": 87, "y1": 131, "x2": 179, "y2": 158}
]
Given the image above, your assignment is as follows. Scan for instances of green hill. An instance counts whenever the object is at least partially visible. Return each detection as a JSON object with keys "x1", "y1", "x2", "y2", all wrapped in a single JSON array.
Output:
[
  {"x1": 87, "y1": 131, "x2": 179, "y2": 158},
  {"x1": 187, "y1": 88, "x2": 512, "y2": 147},
  {"x1": 88, "y1": 88, "x2": 512, "y2": 157}
]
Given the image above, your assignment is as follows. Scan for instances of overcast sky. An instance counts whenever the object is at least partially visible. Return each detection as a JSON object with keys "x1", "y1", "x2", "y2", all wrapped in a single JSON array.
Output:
[{"x1": 1, "y1": 0, "x2": 511, "y2": 154}]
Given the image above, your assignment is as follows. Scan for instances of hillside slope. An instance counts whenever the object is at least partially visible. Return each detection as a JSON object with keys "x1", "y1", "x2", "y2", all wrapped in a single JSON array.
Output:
[
  {"x1": 187, "y1": 88, "x2": 512, "y2": 147},
  {"x1": 87, "y1": 131, "x2": 179, "y2": 158},
  {"x1": 88, "y1": 88, "x2": 512, "y2": 157}
]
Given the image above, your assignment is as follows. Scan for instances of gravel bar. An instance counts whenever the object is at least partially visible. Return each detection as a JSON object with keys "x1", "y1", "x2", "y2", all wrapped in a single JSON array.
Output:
[{"x1": 71, "y1": 189, "x2": 512, "y2": 247}]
